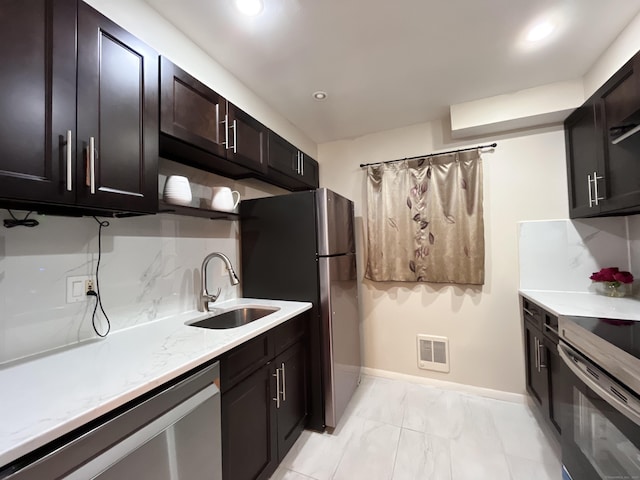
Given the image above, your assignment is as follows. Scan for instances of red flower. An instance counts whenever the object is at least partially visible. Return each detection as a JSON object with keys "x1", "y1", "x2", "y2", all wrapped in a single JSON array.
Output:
[
  {"x1": 613, "y1": 271, "x2": 634, "y2": 284},
  {"x1": 590, "y1": 267, "x2": 619, "y2": 282}
]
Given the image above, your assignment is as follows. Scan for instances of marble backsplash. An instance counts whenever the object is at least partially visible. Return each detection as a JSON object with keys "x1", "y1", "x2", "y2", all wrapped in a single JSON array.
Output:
[
  {"x1": 518, "y1": 215, "x2": 639, "y2": 293},
  {"x1": 0, "y1": 160, "x2": 287, "y2": 365},
  {"x1": 0, "y1": 213, "x2": 241, "y2": 364}
]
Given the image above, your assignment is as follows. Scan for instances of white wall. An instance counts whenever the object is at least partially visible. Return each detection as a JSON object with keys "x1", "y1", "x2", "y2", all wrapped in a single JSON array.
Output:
[{"x1": 319, "y1": 121, "x2": 568, "y2": 394}]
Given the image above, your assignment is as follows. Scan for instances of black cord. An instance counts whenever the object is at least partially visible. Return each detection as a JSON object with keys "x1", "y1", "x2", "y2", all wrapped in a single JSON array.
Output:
[
  {"x1": 4, "y1": 210, "x2": 39, "y2": 228},
  {"x1": 91, "y1": 216, "x2": 111, "y2": 337}
]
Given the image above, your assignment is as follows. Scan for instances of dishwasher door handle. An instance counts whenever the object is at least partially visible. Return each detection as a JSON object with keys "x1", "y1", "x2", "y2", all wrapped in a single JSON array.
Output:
[{"x1": 65, "y1": 384, "x2": 219, "y2": 480}]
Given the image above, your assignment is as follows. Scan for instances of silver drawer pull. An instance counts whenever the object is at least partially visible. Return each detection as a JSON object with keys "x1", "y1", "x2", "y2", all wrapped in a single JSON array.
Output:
[
  {"x1": 273, "y1": 368, "x2": 280, "y2": 409},
  {"x1": 89, "y1": 137, "x2": 96, "y2": 194},
  {"x1": 66, "y1": 130, "x2": 73, "y2": 191},
  {"x1": 280, "y1": 363, "x2": 286, "y2": 402}
]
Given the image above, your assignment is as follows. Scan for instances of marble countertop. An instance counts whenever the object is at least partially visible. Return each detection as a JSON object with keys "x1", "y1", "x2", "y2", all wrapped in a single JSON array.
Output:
[
  {"x1": 519, "y1": 289, "x2": 640, "y2": 320},
  {"x1": 0, "y1": 298, "x2": 312, "y2": 469}
]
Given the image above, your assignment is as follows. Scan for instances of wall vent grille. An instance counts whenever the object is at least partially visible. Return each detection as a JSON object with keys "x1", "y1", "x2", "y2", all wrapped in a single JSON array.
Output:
[{"x1": 417, "y1": 335, "x2": 450, "y2": 373}]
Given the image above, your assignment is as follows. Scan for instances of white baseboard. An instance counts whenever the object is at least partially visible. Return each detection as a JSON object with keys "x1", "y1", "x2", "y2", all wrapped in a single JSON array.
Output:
[{"x1": 361, "y1": 367, "x2": 527, "y2": 404}]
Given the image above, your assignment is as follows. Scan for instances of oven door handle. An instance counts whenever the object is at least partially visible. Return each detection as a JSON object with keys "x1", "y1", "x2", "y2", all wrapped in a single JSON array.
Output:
[{"x1": 558, "y1": 343, "x2": 640, "y2": 426}]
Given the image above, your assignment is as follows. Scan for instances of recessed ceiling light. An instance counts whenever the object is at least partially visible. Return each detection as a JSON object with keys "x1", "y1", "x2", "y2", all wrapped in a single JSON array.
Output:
[
  {"x1": 313, "y1": 91, "x2": 328, "y2": 101},
  {"x1": 234, "y1": 0, "x2": 263, "y2": 16},
  {"x1": 526, "y1": 21, "x2": 555, "y2": 42}
]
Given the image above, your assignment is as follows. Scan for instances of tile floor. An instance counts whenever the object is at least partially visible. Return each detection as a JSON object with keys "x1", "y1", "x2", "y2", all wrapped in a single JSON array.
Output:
[{"x1": 270, "y1": 375, "x2": 561, "y2": 480}]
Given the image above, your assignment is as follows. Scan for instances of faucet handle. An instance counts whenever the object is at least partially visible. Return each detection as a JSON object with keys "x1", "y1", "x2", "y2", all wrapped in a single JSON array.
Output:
[{"x1": 205, "y1": 288, "x2": 222, "y2": 304}]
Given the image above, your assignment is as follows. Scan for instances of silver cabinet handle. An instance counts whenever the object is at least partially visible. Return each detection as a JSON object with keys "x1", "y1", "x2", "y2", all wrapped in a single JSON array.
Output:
[
  {"x1": 587, "y1": 173, "x2": 594, "y2": 207},
  {"x1": 280, "y1": 363, "x2": 286, "y2": 402},
  {"x1": 230, "y1": 119, "x2": 237, "y2": 154},
  {"x1": 300, "y1": 152, "x2": 304, "y2": 176},
  {"x1": 273, "y1": 368, "x2": 280, "y2": 409},
  {"x1": 221, "y1": 114, "x2": 229, "y2": 148},
  {"x1": 538, "y1": 339, "x2": 546, "y2": 369},
  {"x1": 523, "y1": 307, "x2": 535, "y2": 317},
  {"x1": 534, "y1": 337, "x2": 540, "y2": 372},
  {"x1": 296, "y1": 151, "x2": 300, "y2": 174},
  {"x1": 66, "y1": 130, "x2": 72, "y2": 192},
  {"x1": 543, "y1": 324, "x2": 559, "y2": 336},
  {"x1": 89, "y1": 136, "x2": 96, "y2": 195},
  {"x1": 593, "y1": 171, "x2": 604, "y2": 205}
]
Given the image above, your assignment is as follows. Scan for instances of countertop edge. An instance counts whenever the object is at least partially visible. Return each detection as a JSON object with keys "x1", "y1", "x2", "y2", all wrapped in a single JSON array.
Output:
[{"x1": 519, "y1": 289, "x2": 640, "y2": 320}]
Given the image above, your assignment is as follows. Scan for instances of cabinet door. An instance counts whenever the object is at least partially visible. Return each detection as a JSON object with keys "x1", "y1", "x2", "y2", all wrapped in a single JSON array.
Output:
[
  {"x1": 0, "y1": 0, "x2": 77, "y2": 205},
  {"x1": 227, "y1": 103, "x2": 268, "y2": 174},
  {"x1": 564, "y1": 99, "x2": 606, "y2": 218},
  {"x1": 76, "y1": 3, "x2": 159, "y2": 213},
  {"x1": 599, "y1": 55, "x2": 640, "y2": 214},
  {"x1": 524, "y1": 321, "x2": 548, "y2": 409},
  {"x1": 268, "y1": 131, "x2": 299, "y2": 179},
  {"x1": 543, "y1": 336, "x2": 562, "y2": 435},
  {"x1": 222, "y1": 364, "x2": 278, "y2": 480},
  {"x1": 160, "y1": 57, "x2": 228, "y2": 160},
  {"x1": 275, "y1": 342, "x2": 308, "y2": 461},
  {"x1": 299, "y1": 153, "x2": 319, "y2": 189}
]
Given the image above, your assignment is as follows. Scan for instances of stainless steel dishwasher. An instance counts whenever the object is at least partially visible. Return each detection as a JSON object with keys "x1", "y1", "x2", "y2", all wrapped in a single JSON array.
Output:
[{"x1": 1, "y1": 361, "x2": 221, "y2": 480}]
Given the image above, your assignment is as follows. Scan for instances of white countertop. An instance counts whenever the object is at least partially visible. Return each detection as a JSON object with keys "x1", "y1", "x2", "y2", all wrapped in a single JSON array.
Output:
[
  {"x1": 0, "y1": 298, "x2": 312, "y2": 468},
  {"x1": 519, "y1": 289, "x2": 640, "y2": 320}
]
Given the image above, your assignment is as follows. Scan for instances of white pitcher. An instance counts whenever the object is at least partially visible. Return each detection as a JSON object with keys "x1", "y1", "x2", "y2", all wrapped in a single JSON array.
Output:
[{"x1": 211, "y1": 187, "x2": 240, "y2": 212}]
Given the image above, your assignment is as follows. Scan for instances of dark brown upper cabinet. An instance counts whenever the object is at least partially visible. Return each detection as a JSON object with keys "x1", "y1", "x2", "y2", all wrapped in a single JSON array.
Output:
[
  {"x1": 159, "y1": 56, "x2": 318, "y2": 191},
  {"x1": 226, "y1": 102, "x2": 268, "y2": 174},
  {"x1": 0, "y1": 0, "x2": 77, "y2": 206},
  {"x1": 75, "y1": 2, "x2": 158, "y2": 213},
  {"x1": 159, "y1": 58, "x2": 257, "y2": 179},
  {"x1": 267, "y1": 131, "x2": 319, "y2": 191},
  {"x1": 565, "y1": 98, "x2": 607, "y2": 217},
  {"x1": 160, "y1": 58, "x2": 229, "y2": 165},
  {"x1": 565, "y1": 50, "x2": 640, "y2": 218},
  {"x1": 0, "y1": 0, "x2": 158, "y2": 215}
]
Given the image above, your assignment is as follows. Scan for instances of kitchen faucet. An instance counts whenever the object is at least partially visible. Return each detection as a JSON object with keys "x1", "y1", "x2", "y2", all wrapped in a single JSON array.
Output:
[{"x1": 200, "y1": 252, "x2": 240, "y2": 311}]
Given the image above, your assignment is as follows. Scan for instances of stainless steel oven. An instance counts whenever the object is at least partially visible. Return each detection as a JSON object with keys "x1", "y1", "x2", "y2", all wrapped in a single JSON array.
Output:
[
  {"x1": 0, "y1": 361, "x2": 221, "y2": 480},
  {"x1": 558, "y1": 316, "x2": 640, "y2": 480}
]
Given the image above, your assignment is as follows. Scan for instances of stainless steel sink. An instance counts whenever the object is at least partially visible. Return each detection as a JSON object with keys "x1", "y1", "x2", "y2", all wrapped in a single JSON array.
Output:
[{"x1": 187, "y1": 307, "x2": 280, "y2": 330}]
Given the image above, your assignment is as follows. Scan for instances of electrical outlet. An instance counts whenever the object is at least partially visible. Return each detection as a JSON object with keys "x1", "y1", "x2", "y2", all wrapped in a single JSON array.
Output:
[
  {"x1": 66, "y1": 275, "x2": 92, "y2": 303},
  {"x1": 85, "y1": 279, "x2": 94, "y2": 293}
]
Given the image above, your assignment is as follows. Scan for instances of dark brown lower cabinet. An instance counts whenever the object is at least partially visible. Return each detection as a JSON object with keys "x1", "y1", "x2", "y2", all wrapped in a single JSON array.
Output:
[
  {"x1": 522, "y1": 296, "x2": 562, "y2": 437},
  {"x1": 221, "y1": 316, "x2": 308, "y2": 480},
  {"x1": 222, "y1": 364, "x2": 277, "y2": 480}
]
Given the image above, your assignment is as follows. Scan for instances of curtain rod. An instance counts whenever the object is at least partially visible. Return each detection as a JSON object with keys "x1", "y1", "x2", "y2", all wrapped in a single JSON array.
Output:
[{"x1": 358, "y1": 142, "x2": 497, "y2": 168}]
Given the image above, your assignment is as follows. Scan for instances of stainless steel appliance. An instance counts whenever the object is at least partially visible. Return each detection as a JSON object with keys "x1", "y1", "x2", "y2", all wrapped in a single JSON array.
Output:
[
  {"x1": 240, "y1": 188, "x2": 361, "y2": 430},
  {"x1": 558, "y1": 316, "x2": 640, "y2": 480},
  {"x1": 0, "y1": 361, "x2": 222, "y2": 480}
]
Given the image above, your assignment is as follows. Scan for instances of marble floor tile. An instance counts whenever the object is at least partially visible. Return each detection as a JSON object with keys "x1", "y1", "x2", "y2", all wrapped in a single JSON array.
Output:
[
  {"x1": 277, "y1": 375, "x2": 560, "y2": 480},
  {"x1": 484, "y1": 398, "x2": 560, "y2": 464},
  {"x1": 449, "y1": 436, "x2": 512, "y2": 480},
  {"x1": 392, "y1": 428, "x2": 451, "y2": 480},
  {"x1": 348, "y1": 375, "x2": 408, "y2": 427},
  {"x1": 506, "y1": 454, "x2": 562, "y2": 480},
  {"x1": 270, "y1": 465, "x2": 319, "y2": 480},
  {"x1": 332, "y1": 416, "x2": 401, "y2": 480}
]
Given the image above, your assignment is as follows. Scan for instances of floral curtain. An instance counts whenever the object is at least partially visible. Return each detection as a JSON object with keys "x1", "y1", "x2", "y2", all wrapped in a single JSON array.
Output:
[{"x1": 365, "y1": 149, "x2": 484, "y2": 285}]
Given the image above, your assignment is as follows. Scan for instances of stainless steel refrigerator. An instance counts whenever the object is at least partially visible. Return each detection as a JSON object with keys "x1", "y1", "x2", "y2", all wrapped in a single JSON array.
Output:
[{"x1": 240, "y1": 188, "x2": 361, "y2": 430}]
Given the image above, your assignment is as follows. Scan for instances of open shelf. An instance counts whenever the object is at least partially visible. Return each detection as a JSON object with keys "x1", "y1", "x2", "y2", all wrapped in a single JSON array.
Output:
[{"x1": 158, "y1": 200, "x2": 239, "y2": 220}]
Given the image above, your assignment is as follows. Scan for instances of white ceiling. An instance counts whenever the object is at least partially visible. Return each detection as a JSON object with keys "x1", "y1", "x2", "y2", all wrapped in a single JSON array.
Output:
[{"x1": 145, "y1": 0, "x2": 640, "y2": 144}]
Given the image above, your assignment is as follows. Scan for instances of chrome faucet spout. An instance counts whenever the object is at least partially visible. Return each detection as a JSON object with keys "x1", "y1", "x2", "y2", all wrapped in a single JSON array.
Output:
[{"x1": 200, "y1": 252, "x2": 240, "y2": 311}]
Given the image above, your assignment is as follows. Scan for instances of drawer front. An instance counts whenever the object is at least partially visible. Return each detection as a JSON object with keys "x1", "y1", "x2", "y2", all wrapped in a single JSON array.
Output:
[
  {"x1": 221, "y1": 334, "x2": 273, "y2": 392},
  {"x1": 271, "y1": 314, "x2": 307, "y2": 357},
  {"x1": 522, "y1": 297, "x2": 543, "y2": 330}
]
